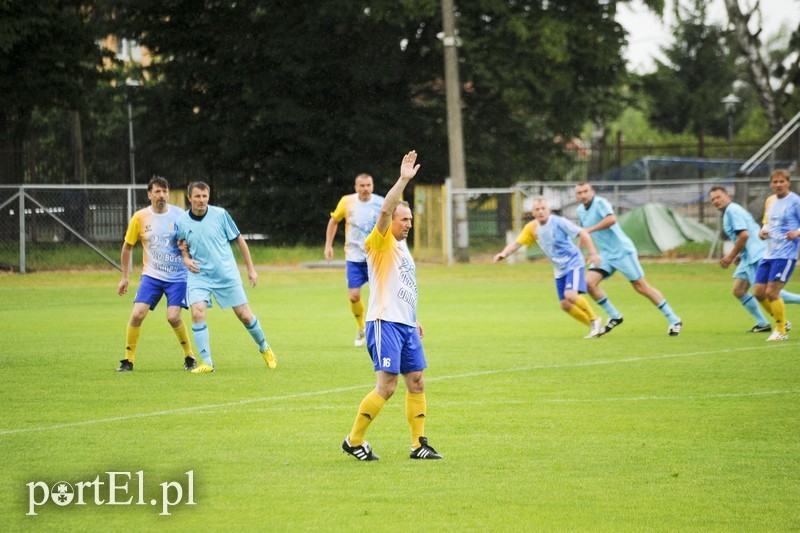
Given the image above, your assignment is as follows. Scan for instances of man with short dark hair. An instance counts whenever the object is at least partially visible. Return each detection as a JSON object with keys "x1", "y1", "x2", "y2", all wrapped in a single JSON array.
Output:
[
  {"x1": 176, "y1": 181, "x2": 277, "y2": 372},
  {"x1": 117, "y1": 176, "x2": 196, "y2": 372},
  {"x1": 574, "y1": 182, "x2": 683, "y2": 336}
]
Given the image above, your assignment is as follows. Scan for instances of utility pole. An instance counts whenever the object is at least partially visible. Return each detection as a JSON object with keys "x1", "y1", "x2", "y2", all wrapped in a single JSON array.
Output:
[{"x1": 441, "y1": 0, "x2": 469, "y2": 263}]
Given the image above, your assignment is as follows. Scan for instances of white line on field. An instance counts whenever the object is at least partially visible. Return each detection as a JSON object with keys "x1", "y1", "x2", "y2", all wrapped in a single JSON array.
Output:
[{"x1": 0, "y1": 343, "x2": 792, "y2": 436}]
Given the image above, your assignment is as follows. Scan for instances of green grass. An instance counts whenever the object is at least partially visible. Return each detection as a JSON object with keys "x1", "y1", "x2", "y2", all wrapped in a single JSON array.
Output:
[
  {"x1": 1, "y1": 262, "x2": 798, "y2": 531},
  {"x1": 0, "y1": 243, "x2": 323, "y2": 271}
]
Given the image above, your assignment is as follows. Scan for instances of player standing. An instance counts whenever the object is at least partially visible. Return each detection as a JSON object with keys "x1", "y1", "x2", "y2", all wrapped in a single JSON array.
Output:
[
  {"x1": 324, "y1": 174, "x2": 384, "y2": 347},
  {"x1": 116, "y1": 176, "x2": 196, "y2": 372}
]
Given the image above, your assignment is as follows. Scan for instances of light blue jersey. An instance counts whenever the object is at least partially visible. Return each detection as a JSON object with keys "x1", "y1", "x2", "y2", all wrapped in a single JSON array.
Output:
[
  {"x1": 576, "y1": 195, "x2": 636, "y2": 260},
  {"x1": 762, "y1": 192, "x2": 800, "y2": 260},
  {"x1": 722, "y1": 202, "x2": 766, "y2": 266},
  {"x1": 175, "y1": 205, "x2": 242, "y2": 288},
  {"x1": 516, "y1": 215, "x2": 585, "y2": 278}
]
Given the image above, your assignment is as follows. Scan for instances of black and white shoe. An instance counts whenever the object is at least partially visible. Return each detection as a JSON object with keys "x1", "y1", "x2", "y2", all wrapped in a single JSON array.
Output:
[
  {"x1": 746, "y1": 324, "x2": 771, "y2": 333},
  {"x1": 604, "y1": 316, "x2": 624, "y2": 334},
  {"x1": 184, "y1": 356, "x2": 197, "y2": 370},
  {"x1": 117, "y1": 359, "x2": 133, "y2": 372},
  {"x1": 410, "y1": 437, "x2": 443, "y2": 460},
  {"x1": 342, "y1": 436, "x2": 379, "y2": 461},
  {"x1": 668, "y1": 321, "x2": 683, "y2": 336}
]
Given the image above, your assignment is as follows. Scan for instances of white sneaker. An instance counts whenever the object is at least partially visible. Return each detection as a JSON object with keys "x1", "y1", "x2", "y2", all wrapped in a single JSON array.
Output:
[
  {"x1": 354, "y1": 330, "x2": 366, "y2": 347},
  {"x1": 766, "y1": 329, "x2": 788, "y2": 342},
  {"x1": 786, "y1": 321, "x2": 792, "y2": 332},
  {"x1": 584, "y1": 318, "x2": 604, "y2": 339},
  {"x1": 668, "y1": 321, "x2": 683, "y2": 336}
]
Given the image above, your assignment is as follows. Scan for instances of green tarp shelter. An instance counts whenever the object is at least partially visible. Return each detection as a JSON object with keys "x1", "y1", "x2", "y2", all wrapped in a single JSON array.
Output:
[{"x1": 617, "y1": 203, "x2": 716, "y2": 256}]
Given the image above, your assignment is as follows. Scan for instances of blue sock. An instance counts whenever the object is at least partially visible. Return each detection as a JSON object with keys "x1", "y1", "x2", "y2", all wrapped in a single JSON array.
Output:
[
  {"x1": 657, "y1": 300, "x2": 680, "y2": 325},
  {"x1": 739, "y1": 294, "x2": 769, "y2": 326},
  {"x1": 596, "y1": 296, "x2": 622, "y2": 319},
  {"x1": 245, "y1": 317, "x2": 269, "y2": 352},
  {"x1": 192, "y1": 322, "x2": 213, "y2": 366},
  {"x1": 780, "y1": 289, "x2": 800, "y2": 305}
]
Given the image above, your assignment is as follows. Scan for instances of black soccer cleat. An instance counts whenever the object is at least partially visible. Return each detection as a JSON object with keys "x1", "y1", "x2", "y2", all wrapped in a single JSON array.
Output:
[
  {"x1": 410, "y1": 437, "x2": 443, "y2": 460},
  {"x1": 746, "y1": 324, "x2": 771, "y2": 333},
  {"x1": 604, "y1": 316, "x2": 624, "y2": 334},
  {"x1": 117, "y1": 359, "x2": 133, "y2": 372},
  {"x1": 184, "y1": 356, "x2": 198, "y2": 370},
  {"x1": 342, "y1": 436, "x2": 379, "y2": 461}
]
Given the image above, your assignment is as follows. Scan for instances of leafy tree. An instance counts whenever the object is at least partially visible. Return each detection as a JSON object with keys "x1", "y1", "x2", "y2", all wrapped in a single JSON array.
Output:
[
  {"x1": 0, "y1": 0, "x2": 112, "y2": 183},
  {"x1": 638, "y1": 0, "x2": 738, "y2": 143}
]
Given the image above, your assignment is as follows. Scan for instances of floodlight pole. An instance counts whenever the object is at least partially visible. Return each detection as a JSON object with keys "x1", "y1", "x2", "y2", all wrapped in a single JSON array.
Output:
[
  {"x1": 125, "y1": 79, "x2": 141, "y2": 185},
  {"x1": 441, "y1": 0, "x2": 469, "y2": 263},
  {"x1": 721, "y1": 93, "x2": 740, "y2": 162}
]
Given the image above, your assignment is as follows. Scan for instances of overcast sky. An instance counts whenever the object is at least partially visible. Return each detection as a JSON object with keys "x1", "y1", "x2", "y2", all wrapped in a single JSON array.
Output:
[{"x1": 617, "y1": 0, "x2": 800, "y2": 73}]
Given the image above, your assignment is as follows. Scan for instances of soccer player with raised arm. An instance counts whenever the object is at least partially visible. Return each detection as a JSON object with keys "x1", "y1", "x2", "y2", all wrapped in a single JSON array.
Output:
[
  {"x1": 574, "y1": 182, "x2": 683, "y2": 336},
  {"x1": 754, "y1": 169, "x2": 800, "y2": 341},
  {"x1": 493, "y1": 196, "x2": 605, "y2": 339},
  {"x1": 341, "y1": 150, "x2": 442, "y2": 461},
  {"x1": 709, "y1": 186, "x2": 800, "y2": 333},
  {"x1": 324, "y1": 174, "x2": 384, "y2": 347},
  {"x1": 175, "y1": 182, "x2": 277, "y2": 373},
  {"x1": 116, "y1": 176, "x2": 196, "y2": 372}
]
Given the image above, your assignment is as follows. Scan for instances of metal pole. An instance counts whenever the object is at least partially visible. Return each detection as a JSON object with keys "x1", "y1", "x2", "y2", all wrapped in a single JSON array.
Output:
[
  {"x1": 441, "y1": 0, "x2": 469, "y2": 262},
  {"x1": 127, "y1": 98, "x2": 136, "y2": 185},
  {"x1": 18, "y1": 187, "x2": 25, "y2": 274}
]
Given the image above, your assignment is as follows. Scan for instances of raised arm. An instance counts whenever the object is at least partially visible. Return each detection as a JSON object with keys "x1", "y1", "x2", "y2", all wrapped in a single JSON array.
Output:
[
  {"x1": 493, "y1": 241, "x2": 522, "y2": 263},
  {"x1": 375, "y1": 150, "x2": 420, "y2": 235}
]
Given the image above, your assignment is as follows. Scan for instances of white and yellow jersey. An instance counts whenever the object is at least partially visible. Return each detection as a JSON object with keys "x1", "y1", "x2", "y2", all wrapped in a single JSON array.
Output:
[
  {"x1": 365, "y1": 226, "x2": 417, "y2": 326},
  {"x1": 330, "y1": 193, "x2": 384, "y2": 262},
  {"x1": 124, "y1": 205, "x2": 186, "y2": 282}
]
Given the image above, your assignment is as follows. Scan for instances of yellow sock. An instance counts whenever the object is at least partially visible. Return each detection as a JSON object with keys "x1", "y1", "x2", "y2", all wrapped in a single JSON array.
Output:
[
  {"x1": 567, "y1": 305, "x2": 590, "y2": 325},
  {"x1": 172, "y1": 323, "x2": 194, "y2": 357},
  {"x1": 406, "y1": 392, "x2": 427, "y2": 449},
  {"x1": 759, "y1": 298, "x2": 774, "y2": 317},
  {"x1": 351, "y1": 299, "x2": 366, "y2": 331},
  {"x1": 573, "y1": 295, "x2": 598, "y2": 321},
  {"x1": 772, "y1": 298, "x2": 787, "y2": 334},
  {"x1": 125, "y1": 325, "x2": 141, "y2": 363},
  {"x1": 348, "y1": 390, "x2": 386, "y2": 446}
]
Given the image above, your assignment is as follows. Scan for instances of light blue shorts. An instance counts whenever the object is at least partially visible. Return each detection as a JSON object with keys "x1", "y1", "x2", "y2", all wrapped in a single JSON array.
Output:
[
  {"x1": 187, "y1": 284, "x2": 248, "y2": 309},
  {"x1": 555, "y1": 268, "x2": 587, "y2": 301},
  {"x1": 591, "y1": 252, "x2": 645, "y2": 282},
  {"x1": 366, "y1": 320, "x2": 427, "y2": 375},
  {"x1": 732, "y1": 260, "x2": 758, "y2": 284}
]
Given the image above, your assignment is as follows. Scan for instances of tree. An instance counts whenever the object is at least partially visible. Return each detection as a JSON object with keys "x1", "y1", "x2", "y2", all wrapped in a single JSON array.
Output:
[
  {"x1": 723, "y1": 0, "x2": 799, "y2": 132},
  {"x1": 0, "y1": 0, "x2": 111, "y2": 183},
  {"x1": 638, "y1": 0, "x2": 737, "y2": 143}
]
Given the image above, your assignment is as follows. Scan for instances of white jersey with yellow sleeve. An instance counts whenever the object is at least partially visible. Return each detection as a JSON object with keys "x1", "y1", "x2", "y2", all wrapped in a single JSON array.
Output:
[
  {"x1": 330, "y1": 193, "x2": 384, "y2": 262},
  {"x1": 123, "y1": 205, "x2": 187, "y2": 282},
  {"x1": 364, "y1": 226, "x2": 417, "y2": 327}
]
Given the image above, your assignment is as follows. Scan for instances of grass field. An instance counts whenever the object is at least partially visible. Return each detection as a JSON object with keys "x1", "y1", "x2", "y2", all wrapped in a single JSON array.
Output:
[{"x1": 1, "y1": 261, "x2": 798, "y2": 531}]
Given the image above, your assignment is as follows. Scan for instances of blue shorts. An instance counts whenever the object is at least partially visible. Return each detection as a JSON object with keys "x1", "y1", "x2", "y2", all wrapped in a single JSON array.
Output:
[
  {"x1": 346, "y1": 261, "x2": 369, "y2": 289},
  {"x1": 187, "y1": 284, "x2": 248, "y2": 309},
  {"x1": 555, "y1": 268, "x2": 587, "y2": 301},
  {"x1": 366, "y1": 320, "x2": 427, "y2": 375},
  {"x1": 733, "y1": 260, "x2": 758, "y2": 284},
  {"x1": 755, "y1": 258, "x2": 796, "y2": 284},
  {"x1": 134, "y1": 275, "x2": 188, "y2": 310},
  {"x1": 590, "y1": 252, "x2": 645, "y2": 282}
]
